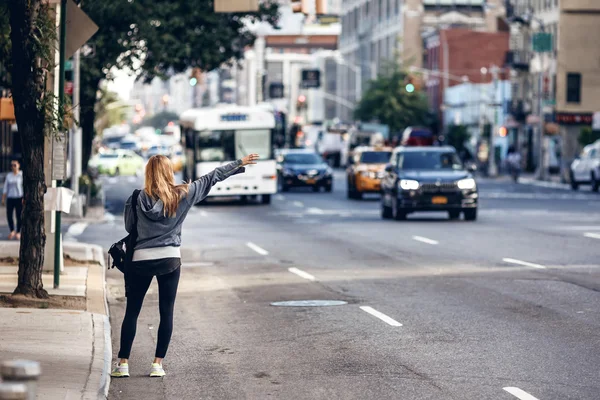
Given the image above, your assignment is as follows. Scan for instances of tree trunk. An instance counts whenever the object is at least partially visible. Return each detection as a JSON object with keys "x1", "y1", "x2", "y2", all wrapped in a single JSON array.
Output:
[
  {"x1": 80, "y1": 75, "x2": 101, "y2": 172},
  {"x1": 9, "y1": 0, "x2": 49, "y2": 298}
]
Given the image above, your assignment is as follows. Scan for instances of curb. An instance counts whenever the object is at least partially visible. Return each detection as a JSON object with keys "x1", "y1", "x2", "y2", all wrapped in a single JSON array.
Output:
[
  {"x1": 95, "y1": 244, "x2": 111, "y2": 399},
  {"x1": 518, "y1": 177, "x2": 571, "y2": 190},
  {"x1": 83, "y1": 244, "x2": 111, "y2": 399}
]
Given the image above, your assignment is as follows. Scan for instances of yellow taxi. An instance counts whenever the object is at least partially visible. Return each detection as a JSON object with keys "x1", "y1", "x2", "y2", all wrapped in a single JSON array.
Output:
[{"x1": 346, "y1": 146, "x2": 392, "y2": 199}]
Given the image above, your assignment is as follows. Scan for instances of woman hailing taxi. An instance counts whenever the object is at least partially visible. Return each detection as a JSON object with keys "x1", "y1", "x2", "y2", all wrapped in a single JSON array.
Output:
[
  {"x1": 2, "y1": 159, "x2": 23, "y2": 240},
  {"x1": 111, "y1": 153, "x2": 259, "y2": 378}
]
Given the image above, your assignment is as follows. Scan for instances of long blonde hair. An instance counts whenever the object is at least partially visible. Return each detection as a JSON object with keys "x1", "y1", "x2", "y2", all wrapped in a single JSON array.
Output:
[{"x1": 144, "y1": 155, "x2": 189, "y2": 217}]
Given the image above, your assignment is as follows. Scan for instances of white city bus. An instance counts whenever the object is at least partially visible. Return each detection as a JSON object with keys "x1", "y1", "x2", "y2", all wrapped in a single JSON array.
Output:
[{"x1": 179, "y1": 105, "x2": 277, "y2": 204}]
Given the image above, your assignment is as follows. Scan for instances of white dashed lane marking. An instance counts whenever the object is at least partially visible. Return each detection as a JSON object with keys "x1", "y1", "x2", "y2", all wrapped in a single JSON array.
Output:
[
  {"x1": 503, "y1": 387, "x2": 540, "y2": 400},
  {"x1": 293, "y1": 201, "x2": 304, "y2": 208},
  {"x1": 583, "y1": 232, "x2": 600, "y2": 240},
  {"x1": 359, "y1": 306, "x2": 403, "y2": 327},
  {"x1": 246, "y1": 242, "x2": 269, "y2": 256},
  {"x1": 412, "y1": 236, "x2": 439, "y2": 245},
  {"x1": 502, "y1": 258, "x2": 546, "y2": 269},
  {"x1": 288, "y1": 267, "x2": 316, "y2": 281}
]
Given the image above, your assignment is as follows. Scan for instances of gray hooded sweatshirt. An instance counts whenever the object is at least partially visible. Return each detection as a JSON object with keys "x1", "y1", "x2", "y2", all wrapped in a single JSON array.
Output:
[{"x1": 124, "y1": 160, "x2": 244, "y2": 262}]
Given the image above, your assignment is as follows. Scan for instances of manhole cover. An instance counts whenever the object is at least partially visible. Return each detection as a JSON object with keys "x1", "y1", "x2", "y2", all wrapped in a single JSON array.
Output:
[{"x1": 270, "y1": 300, "x2": 348, "y2": 307}]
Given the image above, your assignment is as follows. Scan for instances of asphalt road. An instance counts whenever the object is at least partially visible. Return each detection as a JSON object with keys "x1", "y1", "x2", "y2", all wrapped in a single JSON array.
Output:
[{"x1": 74, "y1": 171, "x2": 600, "y2": 400}]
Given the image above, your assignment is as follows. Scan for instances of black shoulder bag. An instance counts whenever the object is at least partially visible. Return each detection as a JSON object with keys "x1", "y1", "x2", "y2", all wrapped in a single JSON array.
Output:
[{"x1": 108, "y1": 189, "x2": 141, "y2": 274}]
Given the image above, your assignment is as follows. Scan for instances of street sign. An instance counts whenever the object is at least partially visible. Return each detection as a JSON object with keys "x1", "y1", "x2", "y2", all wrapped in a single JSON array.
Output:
[
  {"x1": 268, "y1": 82, "x2": 284, "y2": 99},
  {"x1": 52, "y1": 133, "x2": 68, "y2": 181},
  {"x1": 214, "y1": 0, "x2": 258, "y2": 12},
  {"x1": 65, "y1": 0, "x2": 99, "y2": 59},
  {"x1": 593, "y1": 112, "x2": 600, "y2": 130},
  {"x1": 532, "y1": 32, "x2": 553, "y2": 53},
  {"x1": 65, "y1": 81, "x2": 74, "y2": 95},
  {"x1": 301, "y1": 69, "x2": 321, "y2": 89}
]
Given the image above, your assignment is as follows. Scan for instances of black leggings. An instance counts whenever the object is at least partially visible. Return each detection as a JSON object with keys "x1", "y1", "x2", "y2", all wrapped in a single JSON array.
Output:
[
  {"x1": 118, "y1": 267, "x2": 180, "y2": 359},
  {"x1": 6, "y1": 198, "x2": 22, "y2": 233}
]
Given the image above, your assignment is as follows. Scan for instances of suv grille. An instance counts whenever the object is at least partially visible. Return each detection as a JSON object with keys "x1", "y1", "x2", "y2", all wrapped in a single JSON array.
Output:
[{"x1": 420, "y1": 182, "x2": 458, "y2": 192}]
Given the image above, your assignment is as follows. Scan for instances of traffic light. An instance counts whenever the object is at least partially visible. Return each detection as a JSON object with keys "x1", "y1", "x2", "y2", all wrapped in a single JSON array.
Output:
[
  {"x1": 296, "y1": 95, "x2": 307, "y2": 112},
  {"x1": 404, "y1": 74, "x2": 422, "y2": 93},
  {"x1": 189, "y1": 68, "x2": 202, "y2": 86},
  {"x1": 291, "y1": 0, "x2": 309, "y2": 14},
  {"x1": 498, "y1": 126, "x2": 508, "y2": 137}
]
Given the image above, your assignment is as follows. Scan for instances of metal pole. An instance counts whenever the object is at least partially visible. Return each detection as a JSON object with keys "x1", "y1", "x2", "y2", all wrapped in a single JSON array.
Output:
[
  {"x1": 536, "y1": 66, "x2": 545, "y2": 180},
  {"x1": 488, "y1": 66, "x2": 499, "y2": 177},
  {"x1": 355, "y1": 64, "x2": 362, "y2": 106},
  {"x1": 55, "y1": 0, "x2": 67, "y2": 288},
  {"x1": 72, "y1": 48, "x2": 82, "y2": 217}
]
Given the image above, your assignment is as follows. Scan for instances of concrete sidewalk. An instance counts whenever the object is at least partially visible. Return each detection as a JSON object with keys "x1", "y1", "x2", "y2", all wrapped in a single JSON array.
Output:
[
  {"x1": 479, "y1": 172, "x2": 571, "y2": 190},
  {"x1": 0, "y1": 241, "x2": 111, "y2": 399}
]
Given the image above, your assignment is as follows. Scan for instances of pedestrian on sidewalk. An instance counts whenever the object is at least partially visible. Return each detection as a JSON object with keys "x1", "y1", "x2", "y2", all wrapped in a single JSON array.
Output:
[
  {"x1": 1, "y1": 159, "x2": 23, "y2": 240},
  {"x1": 111, "y1": 153, "x2": 259, "y2": 379}
]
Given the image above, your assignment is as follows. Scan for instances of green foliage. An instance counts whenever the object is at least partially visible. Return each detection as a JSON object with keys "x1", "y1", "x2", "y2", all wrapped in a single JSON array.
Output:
[
  {"x1": 137, "y1": 111, "x2": 180, "y2": 131},
  {"x1": 354, "y1": 62, "x2": 433, "y2": 135},
  {"x1": 94, "y1": 86, "x2": 128, "y2": 134},
  {"x1": 579, "y1": 127, "x2": 600, "y2": 147},
  {"x1": 0, "y1": 3, "x2": 10, "y2": 87},
  {"x1": 446, "y1": 125, "x2": 471, "y2": 152},
  {"x1": 78, "y1": 0, "x2": 280, "y2": 168}
]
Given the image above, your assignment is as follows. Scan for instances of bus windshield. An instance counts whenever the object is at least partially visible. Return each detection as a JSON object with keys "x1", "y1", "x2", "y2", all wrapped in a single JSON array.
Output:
[{"x1": 196, "y1": 129, "x2": 272, "y2": 162}]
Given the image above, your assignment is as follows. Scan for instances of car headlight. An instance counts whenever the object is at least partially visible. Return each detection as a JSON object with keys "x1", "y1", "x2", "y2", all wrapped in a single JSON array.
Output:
[
  {"x1": 283, "y1": 168, "x2": 294, "y2": 176},
  {"x1": 399, "y1": 179, "x2": 420, "y2": 190},
  {"x1": 457, "y1": 178, "x2": 476, "y2": 190}
]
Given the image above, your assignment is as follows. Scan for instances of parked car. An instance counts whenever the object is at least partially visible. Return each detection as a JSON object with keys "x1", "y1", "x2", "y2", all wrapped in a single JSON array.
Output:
[
  {"x1": 346, "y1": 146, "x2": 392, "y2": 199},
  {"x1": 146, "y1": 145, "x2": 171, "y2": 158},
  {"x1": 570, "y1": 140, "x2": 600, "y2": 191},
  {"x1": 277, "y1": 149, "x2": 333, "y2": 192},
  {"x1": 381, "y1": 146, "x2": 478, "y2": 221},
  {"x1": 401, "y1": 127, "x2": 434, "y2": 146},
  {"x1": 88, "y1": 150, "x2": 145, "y2": 177}
]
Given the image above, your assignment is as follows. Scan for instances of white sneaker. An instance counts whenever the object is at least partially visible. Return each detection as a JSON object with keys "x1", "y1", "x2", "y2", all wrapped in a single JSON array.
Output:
[
  {"x1": 149, "y1": 363, "x2": 165, "y2": 377},
  {"x1": 110, "y1": 363, "x2": 130, "y2": 378}
]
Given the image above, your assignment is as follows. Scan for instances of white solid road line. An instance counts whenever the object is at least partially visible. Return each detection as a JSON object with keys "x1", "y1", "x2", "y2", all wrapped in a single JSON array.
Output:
[
  {"x1": 503, "y1": 258, "x2": 546, "y2": 269},
  {"x1": 66, "y1": 222, "x2": 89, "y2": 237},
  {"x1": 360, "y1": 306, "x2": 403, "y2": 327},
  {"x1": 246, "y1": 242, "x2": 269, "y2": 256},
  {"x1": 288, "y1": 267, "x2": 316, "y2": 281},
  {"x1": 412, "y1": 236, "x2": 439, "y2": 245},
  {"x1": 503, "y1": 387, "x2": 540, "y2": 400},
  {"x1": 274, "y1": 194, "x2": 285, "y2": 201},
  {"x1": 199, "y1": 210, "x2": 208, "y2": 217},
  {"x1": 307, "y1": 207, "x2": 325, "y2": 215},
  {"x1": 293, "y1": 201, "x2": 304, "y2": 207},
  {"x1": 583, "y1": 232, "x2": 600, "y2": 240}
]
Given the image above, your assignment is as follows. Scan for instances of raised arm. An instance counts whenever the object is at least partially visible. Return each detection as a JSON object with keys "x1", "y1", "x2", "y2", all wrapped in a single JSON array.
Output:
[{"x1": 187, "y1": 154, "x2": 259, "y2": 205}]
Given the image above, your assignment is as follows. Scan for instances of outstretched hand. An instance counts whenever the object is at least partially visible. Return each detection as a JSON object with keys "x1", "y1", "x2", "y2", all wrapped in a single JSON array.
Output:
[{"x1": 241, "y1": 154, "x2": 260, "y2": 166}]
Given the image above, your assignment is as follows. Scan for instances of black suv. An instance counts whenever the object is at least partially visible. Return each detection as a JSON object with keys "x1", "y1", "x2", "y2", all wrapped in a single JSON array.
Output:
[
  {"x1": 277, "y1": 149, "x2": 333, "y2": 192},
  {"x1": 381, "y1": 146, "x2": 478, "y2": 221}
]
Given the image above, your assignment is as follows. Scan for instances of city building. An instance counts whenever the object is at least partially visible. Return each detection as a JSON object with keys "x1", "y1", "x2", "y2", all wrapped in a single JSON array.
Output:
[
  {"x1": 424, "y1": 29, "x2": 509, "y2": 134},
  {"x1": 338, "y1": 0, "x2": 506, "y2": 123},
  {"x1": 130, "y1": 72, "x2": 194, "y2": 118},
  {"x1": 234, "y1": 4, "x2": 341, "y2": 125},
  {"x1": 506, "y1": 0, "x2": 600, "y2": 179}
]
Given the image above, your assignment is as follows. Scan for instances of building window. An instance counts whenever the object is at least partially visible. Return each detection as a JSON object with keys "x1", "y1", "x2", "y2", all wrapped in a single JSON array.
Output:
[{"x1": 566, "y1": 73, "x2": 581, "y2": 103}]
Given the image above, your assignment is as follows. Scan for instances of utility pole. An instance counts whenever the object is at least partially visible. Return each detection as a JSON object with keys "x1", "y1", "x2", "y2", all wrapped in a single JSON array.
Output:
[
  {"x1": 488, "y1": 65, "x2": 499, "y2": 177},
  {"x1": 71, "y1": 48, "x2": 82, "y2": 217},
  {"x1": 54, "y1": 0, "x2": 67, "y2": 288}
]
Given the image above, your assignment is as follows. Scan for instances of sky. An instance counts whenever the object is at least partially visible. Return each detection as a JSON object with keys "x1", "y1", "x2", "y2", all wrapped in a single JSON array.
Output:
[{"x1": 106, "y1": 68, "x2": 135, "y2": 101}]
